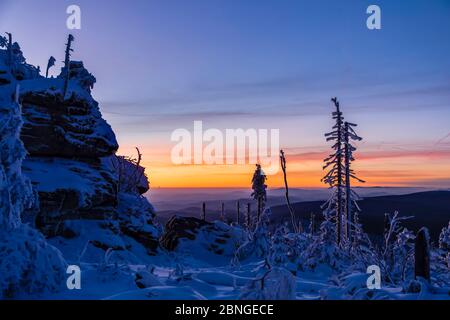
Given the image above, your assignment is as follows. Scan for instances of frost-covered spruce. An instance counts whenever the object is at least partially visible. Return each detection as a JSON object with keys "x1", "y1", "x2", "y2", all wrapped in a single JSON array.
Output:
[
  {"x1": 234, "y1": 209, "x2": 271, "y2": 262},
  {"x1": 439, "y1": 221, "x2": 450, "y2": 251},
  {"x1": 321, "y1": 97, "x2": 346, "y2": 245},
  {"x1": 269, "y1": 225, "x2": 290, "y2": 268},
  {"x1": 302, "y1": 209, "x2": 348, "y2": 270},
  {"x1": 251, "y1": 164, "x2": 267, "y2": 223},
  {"x1": 0, "y1": 44, "x2": 66, "y2": 298},
  {"x1": 392, "y1": 228, "x2": 415, "y2": 281}
]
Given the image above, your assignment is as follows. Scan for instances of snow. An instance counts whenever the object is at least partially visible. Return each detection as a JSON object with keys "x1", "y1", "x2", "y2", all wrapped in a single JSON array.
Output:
[
  {"x1": 0, "y1": 49, "x2": 66, "y2": 298},
  {"x1": 2, "y1": 40, "x2": 449, "y2": 301}
]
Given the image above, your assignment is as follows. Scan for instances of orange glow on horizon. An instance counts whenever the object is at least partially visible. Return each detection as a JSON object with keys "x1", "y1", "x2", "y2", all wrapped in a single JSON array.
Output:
[{"x1": 117, "y1": 144, "x2": 450, "y2": 188}]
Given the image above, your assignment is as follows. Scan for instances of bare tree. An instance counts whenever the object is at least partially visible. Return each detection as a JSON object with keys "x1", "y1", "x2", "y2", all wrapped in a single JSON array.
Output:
[
  {"x1": 63, "y1": 34, "x2": 74, "y2": 98},
  {"x1": 110, "y1": 147, "x2": 148, "y2": 195},
  {"x1": 251, "y1": 164, "x2": 267, "y2": 224},
  {"x1": 280, "y1": 149, "x2": 300, "y2": 233},
  {"x1": 237, "y1": 201, "x2": 241, "y2": 225},
  {"x1": 201, "y1": 202, "x2": 206, "y2": 221}
]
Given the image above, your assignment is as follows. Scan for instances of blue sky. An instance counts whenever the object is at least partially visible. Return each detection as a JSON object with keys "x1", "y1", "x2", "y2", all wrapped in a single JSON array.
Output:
[{"x1": 1, "y1": 0, "x2": 450, "y2": 187}]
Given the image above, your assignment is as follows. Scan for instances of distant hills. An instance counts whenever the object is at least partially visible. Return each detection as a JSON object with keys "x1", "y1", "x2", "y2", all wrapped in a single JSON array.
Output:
[
  {"x1": 270, "y1": 191, "x2": 450, "y2": 241},
  {"x1": 150, "y1": 188, "x2": 450, "y2": 241}
]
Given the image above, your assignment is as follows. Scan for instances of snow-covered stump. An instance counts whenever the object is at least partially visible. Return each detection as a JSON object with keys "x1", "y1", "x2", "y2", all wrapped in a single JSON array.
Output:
[{"x1": 414, "y1": 227, "x2": 431, "y2": 282}]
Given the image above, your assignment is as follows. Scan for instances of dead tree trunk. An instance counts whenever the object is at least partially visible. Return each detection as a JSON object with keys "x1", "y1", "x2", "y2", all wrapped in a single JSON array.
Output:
[
  {"x1": 63, "y1": 34, "x2": 74, "y2": 99},
  {"x1": 334, "y1": 99, "x2": 343, "y2": 246},
  {"x1": 415, "y1": 227, "x2": 431, "y2": 282},
  {"x1": 310, "y1": 213, "x2": 316, "y2": 235},
  {"x1": 280, "y1": 149, "x2": 299, "y2": 233},
  {"x1": 246, "y1": 203, "x2": 251, "y2": 229},
  {"x1": 201, "y1": 202, "x2": 206, "y2": 221},
  {"x1": 221, "y1": 202, "x2": 225, "y2": 222},
  {"x1": 6, "y1": 32, "x2": 12, "y2": 70},
  {"x1": 257, "y1": 197, "x2": 262, "y2": 223},
  {"x1": 344, "y1": 122, "x2": 351, "y2": 241},
  {"x1": 237, "y1": 201, "x2": 240, "y2": 225}
]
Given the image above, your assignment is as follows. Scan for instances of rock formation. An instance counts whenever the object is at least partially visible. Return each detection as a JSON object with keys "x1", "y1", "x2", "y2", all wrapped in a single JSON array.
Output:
[{"x1": 1, "y1": 35, "x2": 161, "y2": 272}]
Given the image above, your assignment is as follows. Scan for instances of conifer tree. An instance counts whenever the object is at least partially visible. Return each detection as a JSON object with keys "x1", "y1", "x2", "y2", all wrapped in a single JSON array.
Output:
[
  {"x1": 322, "y1": 97, "x2": 345, "y2": 245},
  {"x1": 343, "y1": 121, "x2": 365, "y2": 241},
  {"x1": 251, "y1": 164, "x2": 267, "y2": 224}
]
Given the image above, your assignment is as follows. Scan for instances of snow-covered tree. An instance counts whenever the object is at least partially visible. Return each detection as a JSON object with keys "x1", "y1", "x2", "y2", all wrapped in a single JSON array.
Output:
[
  {"x1": 269, "y1": 225, "x2": 290, "y2": 268},
  {"x1": 439, "y1": 222, "x2": 450, "y2": 251},
  {"x1": 438, "y1": 222, "x2": 450, "y2": 271},
  {"x1": 322, "y1": 98, "x2": 365, "y2": 246},
  {"x1": 251, "y1": 164, "x2": 267, "y2": 224},
  {"x1": 392, "y1": 228, "x2": 415, "y2": 281},
  {"x1": 343, "y1": 121, "x2": 365, "y2": 242},
  {"x1": 302, "y1": 209, "x2": 348, "y2": 270},
  {"x1": 234, "y1": 209, "x2": 271, "y2": 262},
  {"x1": 322, "y1": 97, "x2": 346, "y2": 246},
  {"x1": 0, "y1": 35, "x2": 7, "y2": 48}
]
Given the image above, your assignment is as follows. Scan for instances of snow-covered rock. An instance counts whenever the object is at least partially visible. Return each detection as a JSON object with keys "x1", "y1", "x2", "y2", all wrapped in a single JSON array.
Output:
[
  {"x1": 20, "y1": 62, "x2": 117, "y2": 158},
  {"x1": 239, "y1": 267, "x2": 296, "y2": 300},
  {"x1": 0, "y1": 48, "x2": 66, "y2": 298},
  {"x1": 161, "y1": 216, "x2": 246, "y2": 263}
]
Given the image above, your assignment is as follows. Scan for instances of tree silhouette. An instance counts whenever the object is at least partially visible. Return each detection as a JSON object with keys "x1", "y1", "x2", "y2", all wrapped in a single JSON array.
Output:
[
  {"x1": 251, "y1": 164, "x2": 267, "y2": 224},
  {"x1": 63, "y1": 34, "x2": 74, "y2": 98},
  {"x1": 322, "y1": 97, "x2": 345, "y2": 245},
  {"x1": 280, "y1": 150, "x2": 300, "y2": 233},
  {"x1": 46, "y1": 56, "x2": 56, "y2": 78},
  {"x1": 343, "y1": 121, "x2": 365, "y2": 242}
]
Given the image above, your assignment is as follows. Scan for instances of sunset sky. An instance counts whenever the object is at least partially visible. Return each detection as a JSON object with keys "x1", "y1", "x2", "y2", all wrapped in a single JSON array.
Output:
[{"x1": 1, "y1": 0, "x2": 449, "y2": 188}]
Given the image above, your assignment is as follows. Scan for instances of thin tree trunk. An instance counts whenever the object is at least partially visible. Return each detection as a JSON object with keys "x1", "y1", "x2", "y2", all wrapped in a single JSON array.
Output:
[
  {"x1": 237, "y1": 201, "x2": 240, "y2": 225},
  {"x1": 280, "y1": 150, "x2": 299, "y2": 233},
  {"x1": 63, "y1": 35, "x2": 74, "y2": 99},
  {"x1": 6, "y1": 33, "x2": 12, "y2": 70},
  {"x1": 310, "y1": 212, "x2": 316, "y2": 235},
  {"x1": 344, "y1": 122, "x2": 351, "y2": 242},
  {"x1": 201, "y1": 202, "x2": 206, "y2": 221},
  {"x1": 257, "y1": 197, "x2": 261, "y2": 223},
  {"x1": 335, "y1": 101, "x2": 343, "y2": 246},
  {"x1": 246, "y1": 203, "x2": 251, "y2": 229}
]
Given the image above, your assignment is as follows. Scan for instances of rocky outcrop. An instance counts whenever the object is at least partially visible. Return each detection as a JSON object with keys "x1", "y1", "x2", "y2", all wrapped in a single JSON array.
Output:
[
  {"x1": 161, "y1": 216, "x2": 246, "y2": 260},
  {"x1": 20, "y1": 73, "x2": 118, "y2": 158},
  {"x1": 17, "y1": 62, "x2": 119, "y2": 228},
  {"x1": 161, "y1": 216, "x2": 210, "y2": 251},
  {"x1": 1, "y1": 37, "x2": 161, "y2": 257},
  {"x1": 0, "y1": 44, "x2": 66, "y2": 298}
]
